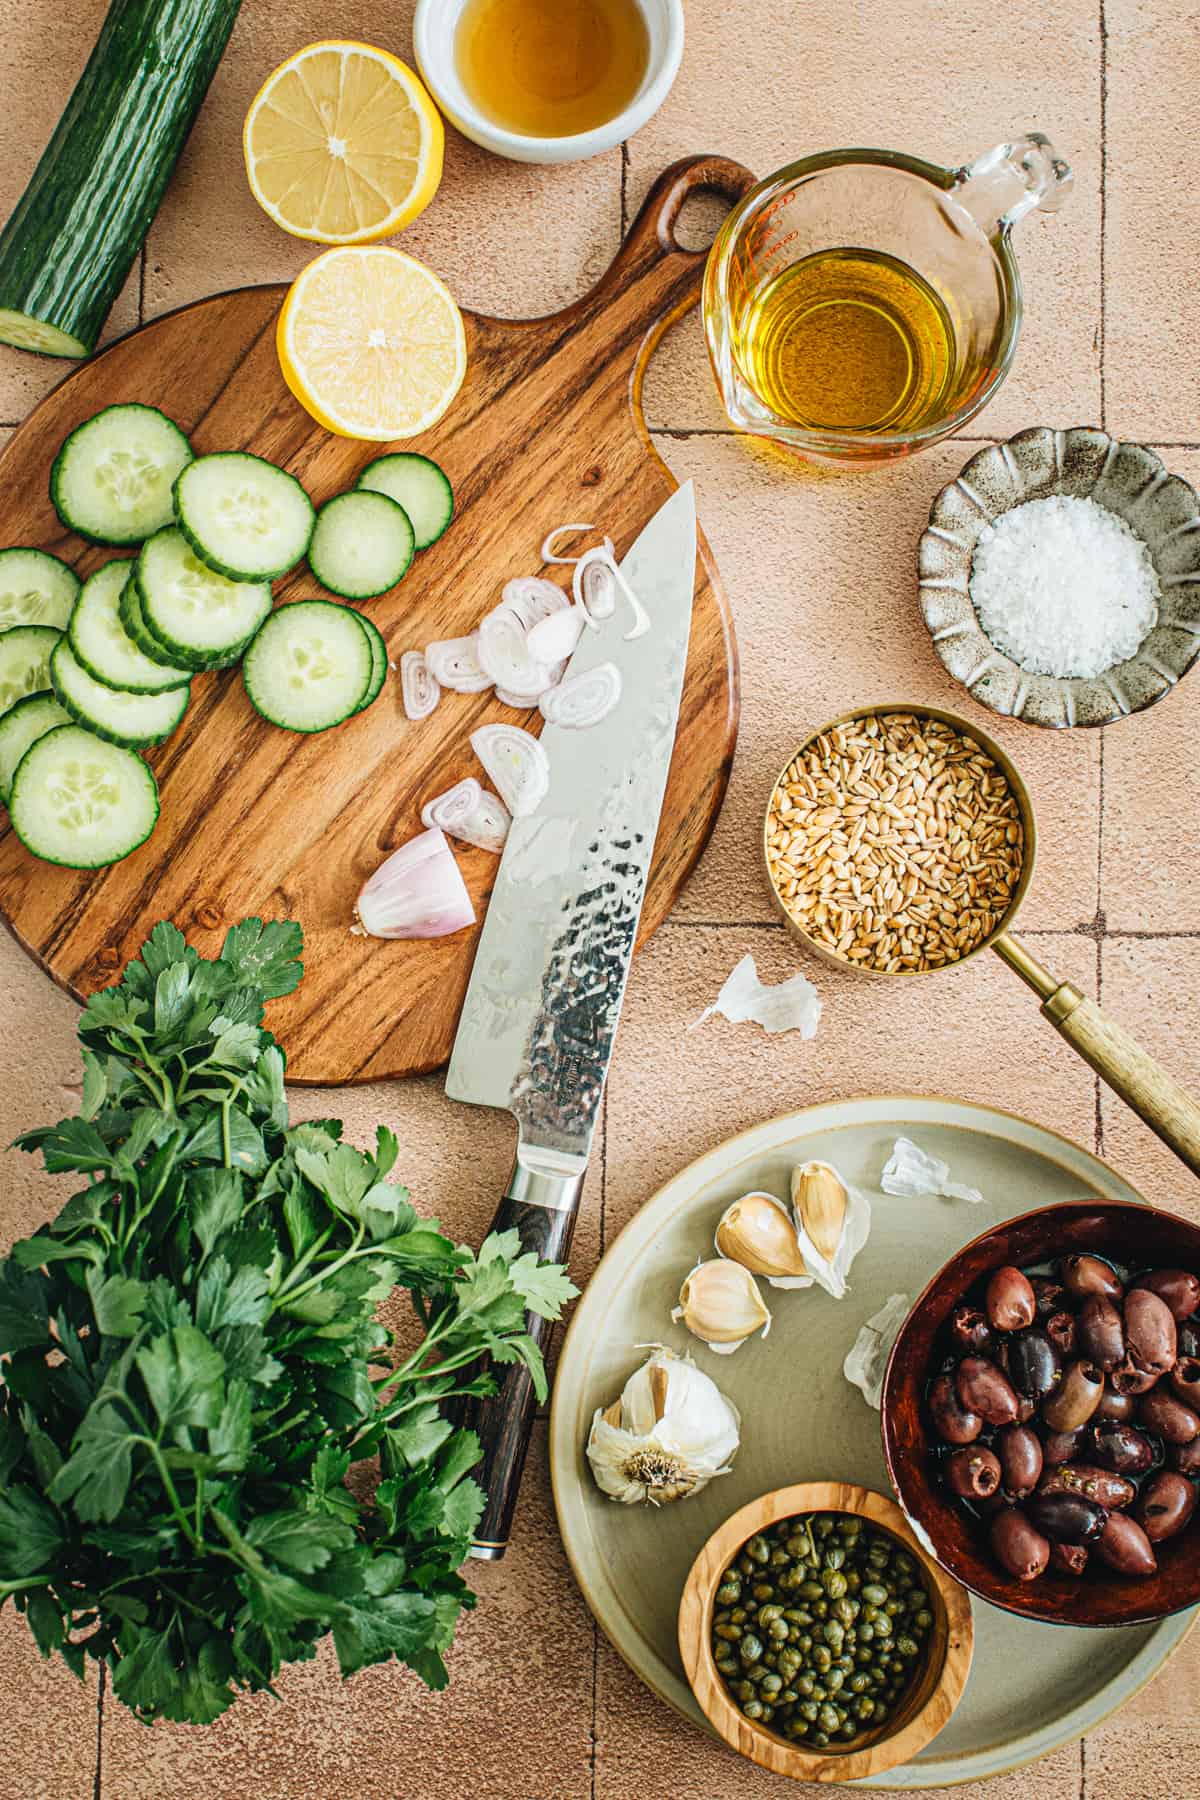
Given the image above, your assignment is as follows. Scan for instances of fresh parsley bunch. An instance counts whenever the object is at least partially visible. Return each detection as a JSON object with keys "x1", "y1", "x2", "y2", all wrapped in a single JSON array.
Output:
[{"x1": 0, "y1": 919, "x2": 575, "y2": 1724}]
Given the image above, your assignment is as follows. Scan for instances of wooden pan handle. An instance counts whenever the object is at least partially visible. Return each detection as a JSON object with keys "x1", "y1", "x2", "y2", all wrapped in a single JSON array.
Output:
[{"x1": 1046, "y1": 986, "x2": 1200, "y2": 1175}]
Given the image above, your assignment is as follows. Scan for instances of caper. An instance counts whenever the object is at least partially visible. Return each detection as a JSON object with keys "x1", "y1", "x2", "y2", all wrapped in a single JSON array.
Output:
[
  {"x1": 746, "y1": 1534, "x2": 770, "y2": 1564},
  {"x1": 739, "y1": 1633, "x2": 763, "y2": 1664},
  {"x1": 716, "y1": 1579, "x2": 740, "y2": 1605},
  {"x1": 822, "y1": 1568, "x2": 848, "y2": 1599},
  {"x1": 849, "y1": 1671, "x2": 870, "y2": 1694},
  {"x1": 729, "y1": 1606, "x2": 747, "y2": 1625},
  {"x1": 796, "y1": 1673, "x2": 815, "y2": 1697},
  {"x1": 825, "y1": 1668, "x2": 845, "y2": 1694},
  {"x1": 897, "y1": 1635, "x2": 919, "y2": 1658},
  {"x1": 760, "y1": 1672, "x2": 782, "y2": 1696},
  {"x1": 824, "y1": 1544, "x2": 846, "y2": 1571},
  {"x1": 818, "y1": 1704, "x2": 840, "y2": 1732},
  {"x1": 800, "y1": 1579, "x2": 824, "y2": 1601},
  {"x1": 752, "y1": 1581, "x2": 774, "y2": 1602},
  {"x1": 813, "y1": 1645, "x2": 832, "y2": 1671},
  {"x1": 861, "y1": 1582, "x2": 887, "y2": 1606},
  {"x1": 714, "y1": 1623, "x2": 740, "y2": 1642},
  {"x1": 743, "y1": 1698, "x2": 763, "y2": 1720}
]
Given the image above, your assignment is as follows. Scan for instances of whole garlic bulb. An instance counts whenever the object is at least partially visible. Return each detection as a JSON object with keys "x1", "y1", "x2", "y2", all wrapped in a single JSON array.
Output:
[
  {"x1": 715, "y1": 1191, "x2": 810, "y2": 1289},
  {"x1": 586, "y1": 1346, "x2": 741, "y2": 1505},
  {"x1": 672, "y1": 1257, "x2": 771, "y2": 1354}
]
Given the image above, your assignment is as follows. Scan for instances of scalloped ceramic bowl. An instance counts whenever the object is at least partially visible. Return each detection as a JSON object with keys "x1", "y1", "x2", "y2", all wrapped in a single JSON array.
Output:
[{"x1": 919, "y1": 427, "x2": 1200, "y2": 728}]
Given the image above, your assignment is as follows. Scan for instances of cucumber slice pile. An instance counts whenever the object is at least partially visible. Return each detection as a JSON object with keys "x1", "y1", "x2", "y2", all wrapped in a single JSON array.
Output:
[
  {"x1": 175, "y1": 452, "x2": 315, "y2": 581},
  {"x1": 0, "y1": 406, "x2": 456, "y2": 864},
  {"x1": 68, "y1": 561, "x2": 191, "y2": 694},
  {"x1": 243, "y1": 601, "x2": 374, "y2": 733},
  {"x1": 357, "y1": 452, "x2": 454, "y2": 551},
  {"x1": 0, "y1": 624, "x2": 61, "y2": 715},
  {"x1": 136, "y1": 527, "x2": 271, "y2": 666},
  {"x1": 10, "y1": 725, "x2": 159, "y2": 868},
  {"x1": 0, "y1": 693, "x2": 71, "y2": 803},
  {"x1": 0, "y1": 548, "x2": 79, "y2": 630},
  {"x1": 51, "y1": 639, "x2": 188, "y2": 748},
  {"x1": 308, "y1": 491, "x2": 415, "y2": 599},
  {"x1": 51, "y1": 404, "x2": 193, "y2": 545}
]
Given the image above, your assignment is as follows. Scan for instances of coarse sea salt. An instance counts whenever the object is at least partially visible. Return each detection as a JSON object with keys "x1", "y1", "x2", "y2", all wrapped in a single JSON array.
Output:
[{"x1": 969, "y1": 494, "x2": 1160, "y2": 680}]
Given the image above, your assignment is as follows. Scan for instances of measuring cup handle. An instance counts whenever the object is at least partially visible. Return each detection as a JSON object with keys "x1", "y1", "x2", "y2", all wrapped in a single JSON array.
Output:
[
  {"x1": 1046, "y1": 985, "x2": 1200, "y2": 1176},
  {"x1": 952, "y1": 133, "x2": 1074, "y2": 236}
]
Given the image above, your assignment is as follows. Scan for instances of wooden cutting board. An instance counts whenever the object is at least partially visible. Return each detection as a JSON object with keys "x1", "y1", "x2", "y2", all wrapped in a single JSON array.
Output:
[{"x1": 0, "y1": 155, "x2": 752, "y2": 1084}]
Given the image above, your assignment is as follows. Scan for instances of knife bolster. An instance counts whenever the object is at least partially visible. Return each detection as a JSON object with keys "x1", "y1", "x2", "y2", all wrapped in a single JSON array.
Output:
[{"x1": 508, "y1": 1151, "x2": 586, "y2": 1214}]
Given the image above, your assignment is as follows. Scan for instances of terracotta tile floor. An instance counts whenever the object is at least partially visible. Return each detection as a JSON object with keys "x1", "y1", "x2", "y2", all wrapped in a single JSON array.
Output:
[{"x1": 0, "y1": 0, "x2": 1198, "y2": 1795}]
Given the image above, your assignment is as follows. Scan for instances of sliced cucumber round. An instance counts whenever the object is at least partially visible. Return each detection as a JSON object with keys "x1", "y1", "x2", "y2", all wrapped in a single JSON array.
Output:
[
  {"x1": 50, "y1": 639, "x2": 188, "y2": 748},
  {"x1": 174, "y1": 452, "x2": 314, "y2": 581},
  {"x1": 308, "y1": 491, "x2": 415, "y2": 600},
  {"x1": 0, "y1": 548, "x2": 79, "y2": 631},
  {"x1": 50, "y1": 404, "x2": 193, "y2": 545},
  {"x1": 10, "y1": 724, "x2": 159, "y2": 867},
  {"x1": 354, "y1": 612, "x2": 388, "y2": 714},
  {"x1": 0, "y1": 691, "x2": 71, "y2": 803},
  {"x1": 357, "y1": 453, "x2": 453, "y2": 551},
  {"x1": 68, "y1": 561, "x2": 191, "y2": 695},
  {"x1": 243, "y1": 601, "x2": 372, "y2": 733},
  {"x1": 0, "y1": 624, "x2": 61, "y2": 719},
  {"x1": 136, "y1": 526, "x2": 271, "y2": 666}
]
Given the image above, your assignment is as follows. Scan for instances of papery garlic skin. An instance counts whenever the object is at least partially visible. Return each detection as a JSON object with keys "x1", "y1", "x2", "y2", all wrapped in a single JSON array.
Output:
[
  {"x1": 585, "y1": 1347, "x2": 741, "y2": 1505},
  {"x1": 880, "y1": 1136, "x2": 984, "y2": 1204},
  {"x1": 790, "y1": 1161, "x2": 872, "y2": 1301},
  {"x1": 673, "y1": 1257, "x2": 771, "y2": 1354},
  {"x1": 844, "y1": 1293, "x2": 912, "y2": 1410},
  {"x1": 715, "y1": 1191, "x2": 811, "y2": 1290}
]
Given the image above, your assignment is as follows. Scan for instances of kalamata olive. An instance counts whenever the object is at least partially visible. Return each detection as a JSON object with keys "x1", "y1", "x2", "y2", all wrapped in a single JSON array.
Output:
[
  {"x1": 1031, "y1": 1276, "x2": 1066, "y2": 1320},
  {"x1": 956, "y1": 1356, "x2": 1020, "y2": 1426},
  {"x1": 1130, "y1": 1268, "x2": 1200, "y2": 1323},
  {"x1": 1111, "y1": 1357, "x2": 1160, "y2": 1397},
  {"x1": 1026, "y1": 1491, "x2": 1108, "y2": 1545},
  {"x1": 1136, "y1": 1471, "x2": 1198, "y2": 1543},
  {"x1": 1138, "y1": 1388, "x2": 1200, "y2": 1445},
  {"x1": 928, "y1": 1371, "x2": 983, "y2": 1444},
  {"x1": 1169, "y1": 1357, "x2": 1200, "y2": 1409},
  {"x1": 944, "y1": 1446, "x2": 1002, "y2": 1500},
  {"x1": 990, "y1": 1506, "x2": 1050, "y2": 1581},
  {"x1": 1044, "y1": 1311, "x2": 1077, "y2": 1358},
  {"x1": 1060, "y1": 1253, "x2": 1123, "y2": 1302},
  {"x1": 995, "y1": 1423, "x2": 1043, "y2": 1498},
  {"x1": 1096, "y1": 1511, "x2": 1157, "y2": 1577},
  {"x1": 1088, "y1": 1420, "x2": 1156, "y2": 1476},
  {"x1": 1042, "y1": 1360, "x2": 1105, "y2": 1432},
  {"x1": 1049, "y1": 1540, "x2": 1089, "y2": 1577},
  {"x1": 1179, "y1": 1321, "x2": 1200, "y2": 1361},
  {"x1": 1037, "y1": 1463, "x2": 1136, "y2": 1509},
  {"x1": 1124, "y1": 1288, "x2": 1177, "y2": 1377},
  {"x1": 949, "y1": 1303, "x2": 995, "y2": 1355},
  {"x1": 1095, "y1": 1385, "x2": 1136, "y2": 1423},
  {"x1": 1041, "y1": 1427, "x2": 1083, "y2": 1467},
  {"x1": 986, "y1": 1265, "x2": 1037, "y2": 1332},
  {"x1": 1007, "y1": 1329, "x2": 1061, "y2": 1399},
  {"x1": 1171, "y1": 1437, "x2": 1200, "y2": 1476},
  {"x1": 1076, "y1": 1296, "x2": 1126, "y2": 1372}
]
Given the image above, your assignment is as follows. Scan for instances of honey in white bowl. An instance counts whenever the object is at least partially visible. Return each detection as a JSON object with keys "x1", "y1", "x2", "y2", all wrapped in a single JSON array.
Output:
[{"x1": 455, "y1": 0, "x2": 650, "y2": 139}]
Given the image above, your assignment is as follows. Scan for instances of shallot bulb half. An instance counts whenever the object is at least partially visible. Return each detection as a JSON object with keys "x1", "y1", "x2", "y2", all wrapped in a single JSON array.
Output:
[{"x1": 355, "y1": 828, "x2": 476, "y2": 940}]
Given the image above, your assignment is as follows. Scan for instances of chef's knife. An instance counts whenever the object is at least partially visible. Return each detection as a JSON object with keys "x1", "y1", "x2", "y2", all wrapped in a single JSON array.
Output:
[{"x1": 445, "y1": 481, "x2": 698, "y2": 1559}]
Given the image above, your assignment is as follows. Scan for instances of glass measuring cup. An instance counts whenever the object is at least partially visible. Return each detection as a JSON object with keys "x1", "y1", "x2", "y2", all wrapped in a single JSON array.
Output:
[
  {"x1": 763, "y1": 704, "x2": 1200, "y2": 1175},
  {"x1": 704, "y1": 134, "x2": 1072, "y2": 466}
]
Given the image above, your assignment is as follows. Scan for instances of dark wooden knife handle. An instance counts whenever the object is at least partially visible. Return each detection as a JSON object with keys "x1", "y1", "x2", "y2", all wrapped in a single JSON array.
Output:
[{"x1": 457, "y1": 1189, "x2": 580, "y2": 1560}]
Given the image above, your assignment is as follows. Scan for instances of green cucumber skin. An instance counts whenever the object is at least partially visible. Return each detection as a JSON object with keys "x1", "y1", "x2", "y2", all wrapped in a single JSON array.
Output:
[
  {"x1": 354, "y1": 614, "x2": 387, "y2": 714},
  {"x1": 50, "y1": 406, "x2": 193, "y2": 546},
  {"x1": 10, "y1": 725, "x2": 159, "y2": 868},
  {"x1": 173, "y1": 455, "x2": 315, "y2": 583},
  {"x1": 0, "y1": 0, "x2": 244, "y2": 358},
  {"x1": 50, "y1": 641, "x2": 189, "y2": 749},
  {"x1": 122, "y1": 573, "x2": 247, "y2": 673}
]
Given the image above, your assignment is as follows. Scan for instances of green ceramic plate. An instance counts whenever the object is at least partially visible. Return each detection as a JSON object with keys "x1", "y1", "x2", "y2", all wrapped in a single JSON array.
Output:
[{"x1": 549, "y1": 1095, "x2": 1196, "y2": 1788}]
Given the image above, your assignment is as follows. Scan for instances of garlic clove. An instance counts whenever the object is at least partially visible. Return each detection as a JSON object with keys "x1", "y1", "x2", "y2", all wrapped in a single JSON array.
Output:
[
  {"x1": 715, "y1": 1191, "x2": 811, "y2": 1289},
  {"x1": 672, "y1": 1257, "x2": 771, "y2": 1354},
  {"x1": 585, "y1": 1347, "x2": 741, "y2": 1505},
  {"x1": 790, "y1": 1160, "x2": 872, "y2": 1300}
]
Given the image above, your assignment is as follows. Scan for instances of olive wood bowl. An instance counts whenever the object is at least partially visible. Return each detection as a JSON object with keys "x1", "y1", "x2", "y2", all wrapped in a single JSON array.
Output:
[
  {"x1": 882, "y1": 1199, "x2": 1200, "y2": 1627},
  {"x1": 677, "y1": 1481, "x2": 974, "y2": 1784}
]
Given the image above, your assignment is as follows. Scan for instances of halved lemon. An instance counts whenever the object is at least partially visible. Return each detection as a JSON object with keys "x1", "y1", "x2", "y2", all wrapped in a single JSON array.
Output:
[
  {"x1": 244, "y1": 41, "x2": 444, "y2": 245},
  {"x1": 277, "y1": 247, "x2": 468, "y2": 441}
]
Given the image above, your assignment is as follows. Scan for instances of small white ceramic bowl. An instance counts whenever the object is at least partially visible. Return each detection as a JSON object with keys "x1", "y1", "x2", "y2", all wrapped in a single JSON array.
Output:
[{"x1": 412, "y1": 0, "x2": 685, "y2": 165}]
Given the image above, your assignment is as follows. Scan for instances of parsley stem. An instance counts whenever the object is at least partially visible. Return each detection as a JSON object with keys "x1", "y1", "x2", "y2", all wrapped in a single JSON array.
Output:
[{"x1": 275, "y1": 1223, "x2": 366, "y2": 1307}]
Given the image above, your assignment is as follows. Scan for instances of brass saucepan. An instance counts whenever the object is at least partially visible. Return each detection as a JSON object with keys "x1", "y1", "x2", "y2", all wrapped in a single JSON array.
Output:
[{"x1": 764, "y1": 702, "x2": 1200, "y2": 1176}]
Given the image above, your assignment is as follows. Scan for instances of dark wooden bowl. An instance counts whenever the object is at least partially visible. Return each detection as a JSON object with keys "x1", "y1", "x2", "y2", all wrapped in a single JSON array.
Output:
[{"x1": 881, "y1": 1199, "x2": 1200, "y2": 1628}]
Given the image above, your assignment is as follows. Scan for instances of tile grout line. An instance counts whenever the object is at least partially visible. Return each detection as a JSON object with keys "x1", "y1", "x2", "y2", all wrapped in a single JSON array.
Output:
[
  {"x1": 1098, "y1": 0, "x2": 1109, "y2": 433},
  {"x1": 1093, "y1": 0, "x2": 1109, "y2": 1186},
  {"x1": 620, "y1": 141, "x2": 630, "y2": 237}
]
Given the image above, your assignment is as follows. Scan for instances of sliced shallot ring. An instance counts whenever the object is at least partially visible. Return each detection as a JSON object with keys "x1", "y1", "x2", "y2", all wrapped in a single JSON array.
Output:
[
  {"x1": 527, "y1": 606, "x2": 586, "y2": 665},
  {"x1": 470, "y1": 723, "x2": 550, "y2": 818},
  {"x1": 477, "y1": 606, "x2": 552, "y2": 696},
  {"x1": 539, "y1": 661, "x2": 622, "y2": 730},
  {"x1": 501, "y1": 577, "x2": 569, "y2": 629},
  {"x1": 425, "y1": 634, "x2": 492, "y2": 693},
  {"x1": 421, "y1": 777, "x2": 482, "y2": 833},
  {"x1": 400, "y1": 650, "x2": 441, "y2": 720},
  {"x1": 495, "y1": 687, "x2": 541, "y2": 710},
  {"x1": 541, "y1": 523, "x2": 613, "y2": 566},
  {"x1": 458, "y1": 790, "x2": 511, "y2": 854},
  {"x1": 581, "y1": 557, "x2": 616, "y2": 619}
]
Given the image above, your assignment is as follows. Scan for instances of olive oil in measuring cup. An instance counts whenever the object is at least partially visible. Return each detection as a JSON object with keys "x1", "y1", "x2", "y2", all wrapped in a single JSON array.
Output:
[
  {"x1": 455, "y1": 0, "x2": 651, "y2": 139},
  {"x1": 735, "y1": 249, "x2": 962, "y2": 436}
]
